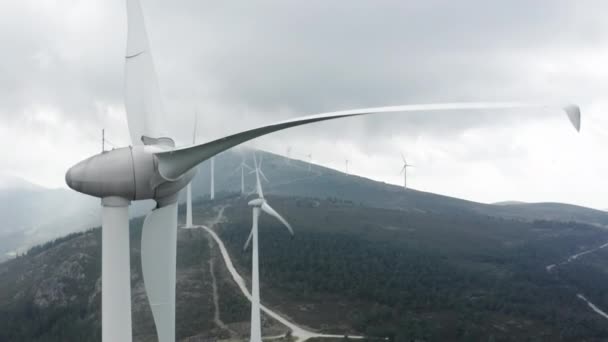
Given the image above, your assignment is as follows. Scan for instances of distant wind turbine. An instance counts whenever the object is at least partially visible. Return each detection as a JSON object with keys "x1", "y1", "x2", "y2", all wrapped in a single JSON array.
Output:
[
  {"x1": 345, "y1": 159, "x2": 349, "y2": 174},
  {"x1": 236, "y1": 157, "x2": 253, "y2": 195},
  {"x1": 185, "y1": 111, "x2": 198, "y2": 228},
  {"x1": 244, "y1": 153, "x2": 294, "y2": 342},
  {"x1": 400, "y1": 153, "x2": 414, "y2": 190},
  {"x1": 249, "y1": 154, "x2": 269, "y2": 184}
]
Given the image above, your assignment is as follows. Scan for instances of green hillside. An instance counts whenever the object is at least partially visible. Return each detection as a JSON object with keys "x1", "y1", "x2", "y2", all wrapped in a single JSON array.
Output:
[
  {"x1": 1, "y1": 193, "x2": 608, "y2": 341},
  {"x1": 1, "y1": 149, "x2": 607, "y2": 341}
]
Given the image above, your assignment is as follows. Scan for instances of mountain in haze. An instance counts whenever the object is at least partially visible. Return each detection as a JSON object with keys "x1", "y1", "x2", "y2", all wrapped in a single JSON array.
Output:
[
  {"x1": 0, "y1": 175, "x2": 154, "y2": 260},
  {"x1": 0, "y1": 175, "x2": 100, "y2": 260},
  {"x1": 1, "y1": 148, "x2": 606, "y2": 261},
  {"x1": 493, "y1": 200, "x2": 527, "y2": 205},
  {"x1": 0, "y1": 173, "x2": 45, "y2": 192}
]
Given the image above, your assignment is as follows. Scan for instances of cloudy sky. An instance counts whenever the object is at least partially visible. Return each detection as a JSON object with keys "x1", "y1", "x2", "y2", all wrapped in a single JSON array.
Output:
[{"x1": 1, "y1": 0, "x2": 607, "y2": 208}]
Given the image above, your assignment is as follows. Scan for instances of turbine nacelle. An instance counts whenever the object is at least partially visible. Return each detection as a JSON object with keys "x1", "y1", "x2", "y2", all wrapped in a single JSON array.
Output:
[{"x1": 65, "y1": 145, "x2": 196, "y2": 203}]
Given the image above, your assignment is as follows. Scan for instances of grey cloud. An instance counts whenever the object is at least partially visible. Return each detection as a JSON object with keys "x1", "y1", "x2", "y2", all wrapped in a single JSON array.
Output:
[{"x1": 0, "y1": 0, "x2": 605, "y2": 207}]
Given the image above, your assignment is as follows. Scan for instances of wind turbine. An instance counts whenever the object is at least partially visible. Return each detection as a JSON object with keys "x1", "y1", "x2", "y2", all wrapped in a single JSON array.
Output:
[
  {"x1": 400, "y1": 153, "x2": 413, "y2": 190},
  {"x1": 243, "y1": 154, "x2": 294, "y2": 342},
  {"x1": 64, "y1": 1, "x2": 581, "y2": 341},
  {"x1": 249, "y1": 153, "x2": 269, "y2": 186},
  {"x1": 345, "y1": 159, "x2": 349, "y2": 174},
  {"x1": 237, "y1": 157, "x2": 253, "y2": 195}
]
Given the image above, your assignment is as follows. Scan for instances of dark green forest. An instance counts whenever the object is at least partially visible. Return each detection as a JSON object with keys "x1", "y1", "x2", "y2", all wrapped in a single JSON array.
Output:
[
  {"x1": 1, "y1": 194, "x2": 608, "y2": 341},
  {"x1": 219, "y1": 197, "x2": 608, "y2": 342}
]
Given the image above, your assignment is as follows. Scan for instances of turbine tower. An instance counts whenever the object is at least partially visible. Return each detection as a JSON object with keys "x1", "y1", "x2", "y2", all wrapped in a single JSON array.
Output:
[
  {"x1": 210, "y1": 156, "x2": 215, "y2": 200},
  {"x1": 237, "y1": 157, "x2": 253, "y2": 195},
  {"x1": 244, "y1": 154, "x2": 294, "y2": 342},
  {"x1": 400, "y1": 153, "x2": 413, "y2": 190},
  {"x1": 345, "y1": 159, "x2": 349, "y2": 174},
  {"x1": 64, "y1": 1, "x2": 581, "y2": 341},
  {"x1": 185, "y1": 111, "x2": 198, "y2": 228}
]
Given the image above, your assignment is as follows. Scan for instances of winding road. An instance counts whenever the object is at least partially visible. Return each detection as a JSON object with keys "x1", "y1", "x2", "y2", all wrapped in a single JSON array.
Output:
[
  {"x1": 206, "y1": 233, "x2": 234, "y2": 337},
  {"x1": 189, "y1": 205, "x2": 369, "y2": 341},
  {"x1": 546, "y1": 240, "x2": 608, "y2": 321}
]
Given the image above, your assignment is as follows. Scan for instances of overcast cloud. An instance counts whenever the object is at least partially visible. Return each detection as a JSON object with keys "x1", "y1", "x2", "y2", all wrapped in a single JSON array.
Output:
[{"x1": 1, "y1": 0, "x2": 607, "y2": 208}]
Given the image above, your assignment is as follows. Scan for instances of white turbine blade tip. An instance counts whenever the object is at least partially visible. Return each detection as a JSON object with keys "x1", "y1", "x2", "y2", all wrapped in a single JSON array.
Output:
[{"x1": 563, "y1": 104, "x2": 581, "y2": 132}]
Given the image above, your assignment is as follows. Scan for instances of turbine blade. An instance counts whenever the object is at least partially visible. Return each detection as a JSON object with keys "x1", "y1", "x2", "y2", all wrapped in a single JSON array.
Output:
[
  {"x1": 252, "y1": 154, "x2": 264, "y2": 198},
  {"x1": 125, "y1": 0, "x2": 166, "y2": 145},
  {"x1": 259, "y1": 169, "x2": 269, "y2": 182},
  {"x1": 399, "y1": 165, "x2": 406, "y2": 174},
  {"x1": 401, "y1": 152, "x2": 406, "y2": 163},
  {"x1": 242, "y1": 162, "x2": 253, "y2": 171},
  {"x1": 101, "y1": 200, "x2": 132, "y2": 341},
  {"x1": 256, "y1": 176, "x2": 264, "y2": 199},
  {"x1": 261, "y1": 202, "x2": 294, "y2": 235},
  {"x1": 243, "y1": 228, "x2": 253, "y2": 251},
  {"x1": 252, "y1": 153, "x2": 259, "y2": 171},
  {"x1": 564, "y1": 104, "x2": 581, "y2": 132},
  {"x1": 141, "y1": 202, "x2": 178, "y2": 342},
  {"x1": 155, "y1": 103, "x2": 581, "y2": 181}
]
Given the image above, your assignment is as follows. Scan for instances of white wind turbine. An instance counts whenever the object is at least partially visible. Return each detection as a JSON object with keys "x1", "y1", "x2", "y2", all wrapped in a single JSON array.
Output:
[
  {"x1": 64, "y1": 1, "x2": 581, "y2": 341},
  {"x1": 400, "y1": 153, "x2": 414, "y2": 190},
  {"x1": 237, "y1": 157, "x2": 254, "y2": 195},
  {"x1": 345, "y1": 159, "x2": 349, "y2": 174},
  {"x1": 249, "y1": 154, "x2": 269, "y2": 185},
  {"x1": 243, "y1": 153, "x2": 294, "y2": 342}
]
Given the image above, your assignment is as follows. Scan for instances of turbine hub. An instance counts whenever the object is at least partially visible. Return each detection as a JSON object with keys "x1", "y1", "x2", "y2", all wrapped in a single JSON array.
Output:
[
  {"x1": 66, "y1": 145, "x2": 196, "y2": 201},
  {"x1": 248, "y1": 198, "x2": 265, "y2": 207}
]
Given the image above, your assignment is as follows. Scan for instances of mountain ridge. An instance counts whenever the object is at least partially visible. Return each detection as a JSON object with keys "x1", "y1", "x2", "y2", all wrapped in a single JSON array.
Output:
[{"x1": 0, "y1": 148, "x2": 605, "y2": 261}]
